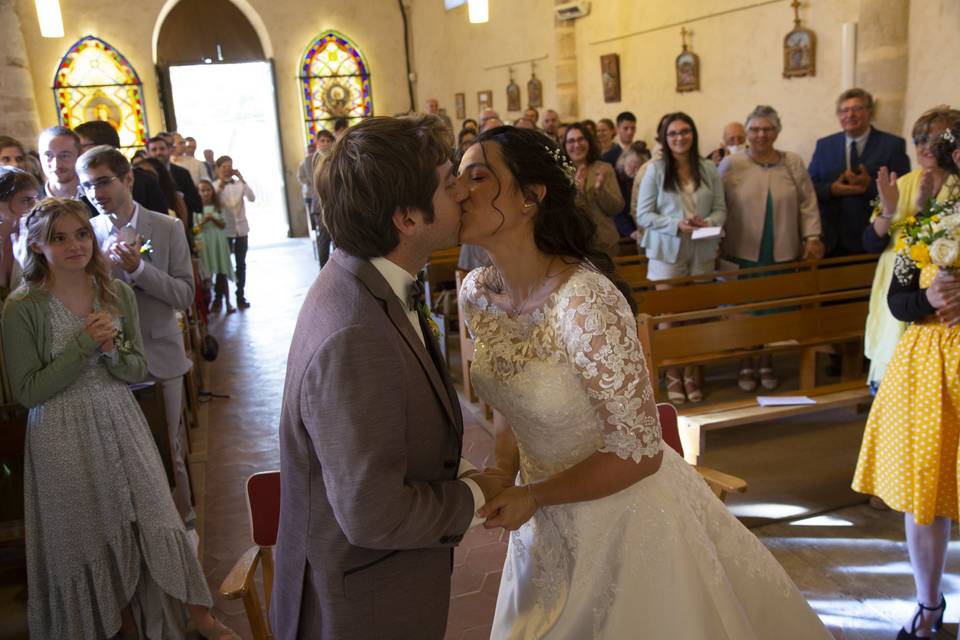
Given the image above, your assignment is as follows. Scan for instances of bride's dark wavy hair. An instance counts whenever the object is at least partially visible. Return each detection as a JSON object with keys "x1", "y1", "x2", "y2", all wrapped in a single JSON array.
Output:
[{"x1": 471, "y1": 126, "x2": 636, "y2": 313}]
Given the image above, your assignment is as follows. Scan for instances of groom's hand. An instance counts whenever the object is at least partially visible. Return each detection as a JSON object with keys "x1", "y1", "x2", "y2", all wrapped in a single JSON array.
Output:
[
  {"x1": 478, "y1": 486, "x2": 538, "y2": 531},
  {"x1": 471, "y1": 471, "x2": 513, "y2": 503}
]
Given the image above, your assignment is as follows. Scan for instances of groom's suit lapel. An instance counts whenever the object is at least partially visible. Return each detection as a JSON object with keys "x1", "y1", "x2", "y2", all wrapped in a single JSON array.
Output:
[{"x1": 333, "y1": 252, "x2": 461, "y2": 438}]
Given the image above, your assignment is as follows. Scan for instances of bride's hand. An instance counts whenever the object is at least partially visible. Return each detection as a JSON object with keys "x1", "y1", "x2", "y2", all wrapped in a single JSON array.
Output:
[{"x1": 478, "y1": 485, "x2": 538, "y2": 531}]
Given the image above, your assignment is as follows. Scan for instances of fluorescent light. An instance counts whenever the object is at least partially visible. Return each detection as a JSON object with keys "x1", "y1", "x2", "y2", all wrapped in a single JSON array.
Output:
[
  {"x1": 468, "y1": 0, "x2": 488, "y2": 23},
  {"x1": 35, "y1": 0, "x2": 64, "y2": 38}
]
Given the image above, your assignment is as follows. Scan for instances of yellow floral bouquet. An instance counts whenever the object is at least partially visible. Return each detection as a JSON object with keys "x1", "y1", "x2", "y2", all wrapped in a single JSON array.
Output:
[{"x1": 893, "y1": 199, "x2": 960, "y2": 284}]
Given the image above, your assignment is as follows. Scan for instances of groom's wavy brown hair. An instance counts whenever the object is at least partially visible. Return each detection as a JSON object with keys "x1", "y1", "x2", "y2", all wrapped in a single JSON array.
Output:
[{"x1": 318, "y1": 115, "x2": 453, "y2": 258}]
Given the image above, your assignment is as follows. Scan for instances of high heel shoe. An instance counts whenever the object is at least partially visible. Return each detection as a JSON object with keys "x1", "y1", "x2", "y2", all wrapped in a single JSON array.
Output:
[
  {"x1": 665, "y1": 371, "x2": 686, "y2": 404},
  {"x1": 896, "y1": 593, "x2": 945, "y2": 639},
  {"x1": 683, "y1": 366, "x2": 703, "y2": 402}
]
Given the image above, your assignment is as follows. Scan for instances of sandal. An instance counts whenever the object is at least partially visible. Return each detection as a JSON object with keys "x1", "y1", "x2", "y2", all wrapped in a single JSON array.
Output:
[
  {"x1": 683, "y1": 366, "x2": 703, "y2": 402},
  {"x1": 665, "y1": 370, "x2": 686, "y2": 404},
  {"x1": 759, "y1": 367, "x2": 778, "y2": 391},
  {"x1": 738, "y1": 366, "x2": 757, "y2": 392}
]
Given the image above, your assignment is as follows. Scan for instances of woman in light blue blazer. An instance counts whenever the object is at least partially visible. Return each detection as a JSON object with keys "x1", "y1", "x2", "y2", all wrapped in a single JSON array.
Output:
[{"x1": 636, "y1": 112, "x2": 726, "y2": 403}]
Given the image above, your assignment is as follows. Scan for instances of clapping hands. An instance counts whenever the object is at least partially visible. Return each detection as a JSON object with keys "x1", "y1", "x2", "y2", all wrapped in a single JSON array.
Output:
[{"x1": 831, "y1": 165, "x2": 870, "y2": 197}]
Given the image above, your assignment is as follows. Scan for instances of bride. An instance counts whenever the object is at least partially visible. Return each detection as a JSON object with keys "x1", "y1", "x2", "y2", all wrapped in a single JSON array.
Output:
[{"x1": 457, "y1": 126, "x2": 831, "y2": 639}]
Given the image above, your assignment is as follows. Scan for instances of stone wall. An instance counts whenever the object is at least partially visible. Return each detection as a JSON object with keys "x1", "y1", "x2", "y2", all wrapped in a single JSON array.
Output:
[{"x1": 0, "y1": 0, "x2": 42, "y2": 148}]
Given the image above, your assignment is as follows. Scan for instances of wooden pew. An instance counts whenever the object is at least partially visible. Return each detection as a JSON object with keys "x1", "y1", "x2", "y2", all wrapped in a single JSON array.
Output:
[{"x1": 633, "y1": 255, "x2": 878, "y2": 464}]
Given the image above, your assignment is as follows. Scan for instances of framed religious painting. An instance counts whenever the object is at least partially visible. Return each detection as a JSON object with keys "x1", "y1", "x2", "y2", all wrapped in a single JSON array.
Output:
[
  {"x1": 454, "y1": 92, "x2": 466, "y2": 120},
  {"x1": 783, "y1": 27, "x2": 816, "y2": 78},
  {"x1": 506, "y1": 78, "x2": 521, "y2": 112},
  {"x1": 527, "y1": 72, "x2": 543, "y2": 108},
  {"x1": 600, "y1": 54, "x2": 621, "y2": 103},
  {"x1": 477, "y1": 89, "x2": 493, "y2": 112},
  {"x1": 675, "y1": 50, "x2": 699, "y2": 92}
]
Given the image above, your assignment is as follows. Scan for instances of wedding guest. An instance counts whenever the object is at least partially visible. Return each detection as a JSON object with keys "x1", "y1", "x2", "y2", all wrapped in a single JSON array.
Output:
[
  {"x1": 0, "y1": 167, "x2": 40, "y2": 295},
  {"x1": 215, "y1": 155, "x2": 255, "y2": 309},
  {"x1": 480, "y1": 108, "x2": 503, "y2": 132},
  {"x1": 524, "y1": 107, "x2": 539, "y2": 128},
  {"x1": 1, "y1": 197, "x2": 237, "y2": 640},
  {"x1": 582, "y1": 118, "x2": 598, "y2": 140},
  {"x1": 458, "y1": 128, "x2": 477, "y2": 154},
  {"x1": 709, "y1": 122, "x2": 749, "y2": 165},
  {"x1": 147, "y1": 134, "x2": 202, "y2": 218},
  {"x1": 0, "y1": 136, "x2": 27, "y2": 169},
  {"x1": 462, "y1": 118, "x2": 479, "y2": 132},
  {"x1": 171, "y1": 132, "x2": 208, "y2": 186},
  {"x1": 636, "y1": 112, "x2": 726, "y2": 403},
  {"x1": 720, "y1": 105, "x2": 823, "y2": 391},
  {"x1": 596, "y1": 118, "x2": 616, "y2": 156},
  {"x1": 514, "y1": 117, "x2": 535, "y2": 130},
  {"x1": 184, "y1": 136, "x2": 209, "y2": 178},
  {"x1": 38, "y1": 126, "x2": 82, "y2": 200},
  {"x1": 541, "y1": 109, "x2": 560, "y2": 142},
  {"x1": 564, "y1": 122, "x2": 623, "y2": 260},
  {"x1": 456, "y1": 126, "x2": 831, "y2": 639},
  {"x1": 333, "y1": 117, "x2": 350, "y2": 139},
  {"x1": 852, "y1": 122, "x2": 960, "y2": 640},
  {"x1": 862, "y1": 106, "x2": 960, "y2": 393},
  {"x1": 202, "y1": 148, "x2": 216, "y2": 179},
  {"x1": 426, "y1": 97, "x2": 454, "y2": 132},
  {"x1": 134, "y1": 156, "x2": 191, "y2": 246},
  {"x1": 809, "y1": 88, "x2": 911, "y2": 255},
  {"x1": 74, "y1": 119, "x2": 169, "y2": 214},
  {"x1": 614, "y1": 141, "x2": 650, "y2": 238},
  {"x1": 79, "y1": 146, "x2": 199, "y2": 538},
  {"x1": 601, "y1": 111, "x2": 637, "y2": 165},
  {"x1": 297, "y1": 142, "x2": 317, "y2": 214},
  {"x1": 196, "y1": 179, "x2": 236, "y2": 314}
]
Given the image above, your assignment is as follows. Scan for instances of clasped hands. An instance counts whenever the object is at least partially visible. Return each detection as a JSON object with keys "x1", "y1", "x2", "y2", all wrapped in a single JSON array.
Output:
[
  {"x1": 926, "y1": 271, "x2": 960, "y2": 327},
  {"x1": 677, "y1": 215, "x2": 709, "y2": 235},
  {"x1": 831, "y1": 164, "x2": 871, "y2": 197},
  {"x1": 463, "y1": 467, "x2": 537, "y2": 531},
  {"x1": 84, "y1": 311, "x2": 117, "y2": 353}
]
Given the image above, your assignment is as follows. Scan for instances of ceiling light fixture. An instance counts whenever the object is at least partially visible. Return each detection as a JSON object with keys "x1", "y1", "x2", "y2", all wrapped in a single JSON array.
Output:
[
  {"x1": 468, "y1": 0, "x2": 489, "y2": 24},
  {"x1": 34, "y1": 0, "x2": 64, "y2": 38}
]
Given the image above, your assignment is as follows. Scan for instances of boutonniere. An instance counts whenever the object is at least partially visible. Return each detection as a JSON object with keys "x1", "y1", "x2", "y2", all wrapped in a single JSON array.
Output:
[
  {"x1": 419, "y1": 300, "x2": 441, "y2": 339},
  {"x1": 113, "y1": 329, "x2": 134, "y2": 355},
  {"x1": 138, "y1": 236, "x2": 154, "y2": 260}
]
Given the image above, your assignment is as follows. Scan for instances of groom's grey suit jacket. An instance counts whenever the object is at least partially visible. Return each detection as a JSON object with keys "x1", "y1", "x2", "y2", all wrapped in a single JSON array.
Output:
[
  {"x1": 91, "y1": 206, "x2": 194, "y2": 380},
  {"x1": 271, "y1": 250, "x2": 474, "y2": 640}
]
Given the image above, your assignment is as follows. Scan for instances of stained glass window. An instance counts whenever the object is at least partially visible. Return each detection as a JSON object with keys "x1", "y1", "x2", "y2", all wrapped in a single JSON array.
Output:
[
  {"x1": 53, "y1": 36, "x2": 148, "y2": 155},
  {"x1": 299, "y1": 31, "x2": 372, "y2": 146}
]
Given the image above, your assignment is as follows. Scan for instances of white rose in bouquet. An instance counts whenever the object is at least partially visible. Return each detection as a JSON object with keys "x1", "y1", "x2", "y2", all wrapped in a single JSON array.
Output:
[
  {"x1": 929, "y1": 236, "x2": 960, "y2": 268},
  {"x1": 939, "y1": 213, "x2": 960, "y2": 233}
]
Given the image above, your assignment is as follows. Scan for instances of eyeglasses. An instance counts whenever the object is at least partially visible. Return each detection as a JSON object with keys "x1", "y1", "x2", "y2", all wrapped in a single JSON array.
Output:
[
  {"x1": 837, "y1": 105, "x2": 868, "y2": 115},
  {"x1": 80, "y1": 176, "x2": 120, "y2": 192},
  {"x1": 566, "y1": 136, "x2": 588, "y2": 145},
  {"x1": 665, "y1": 128, "x2": 693, "y2": 139},
  {"x1": 747, "y1": 126, "x2": 777, "y2": 135}
]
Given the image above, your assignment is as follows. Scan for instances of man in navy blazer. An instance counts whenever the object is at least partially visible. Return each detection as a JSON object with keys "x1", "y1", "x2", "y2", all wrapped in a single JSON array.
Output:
[{"x1": 808, "y1": 88, "x2": 910, "y2": 255}]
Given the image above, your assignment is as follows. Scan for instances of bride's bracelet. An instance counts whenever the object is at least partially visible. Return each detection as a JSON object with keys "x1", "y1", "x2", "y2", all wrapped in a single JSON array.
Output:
[{"x1": 526, "y1": 483, "x2": 540, "y2": 510}]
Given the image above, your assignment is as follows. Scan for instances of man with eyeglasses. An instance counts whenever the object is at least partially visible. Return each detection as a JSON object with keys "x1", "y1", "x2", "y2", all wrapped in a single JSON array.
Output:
[
  {"x1": 37, "y1": 125, "x2": 98, "y2": 217},
  {"x1": 77, "y1": 144, "x2": 198, "y2": 539},
  {"x1": 808, "y1": 88, "x2": 911, "y2": 256}
]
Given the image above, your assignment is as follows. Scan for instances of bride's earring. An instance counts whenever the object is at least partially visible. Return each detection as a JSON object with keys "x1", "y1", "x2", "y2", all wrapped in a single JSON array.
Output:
[{"x1": 522, "y1": 201, "x2": 536, "y2": 208}]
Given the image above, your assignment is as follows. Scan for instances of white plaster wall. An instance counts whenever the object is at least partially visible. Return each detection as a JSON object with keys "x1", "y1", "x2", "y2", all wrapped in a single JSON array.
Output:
[
  {"x1": 573, "y1": 0, "x2": 861, "y2": 164},
  {"x1": 409, "y1": 0, "x2": 558, "y2": 125}
]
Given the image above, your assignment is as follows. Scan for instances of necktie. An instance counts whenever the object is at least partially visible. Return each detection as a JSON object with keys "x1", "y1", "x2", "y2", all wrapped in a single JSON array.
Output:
[
  {"x1": 406, "y1": 279, "x2": 425, "y2": 312},
  {"x1": 849, "y1": 140, "x2": 860, "y2": 171}
]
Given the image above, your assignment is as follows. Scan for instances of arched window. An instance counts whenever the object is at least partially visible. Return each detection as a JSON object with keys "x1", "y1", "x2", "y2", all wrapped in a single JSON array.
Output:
[
  {"x1": 53, "y1": 36, "x2": 149, "y2": 154},
  {"x1": 299, "y1": 31, "x2": 372, "y2": 146}
]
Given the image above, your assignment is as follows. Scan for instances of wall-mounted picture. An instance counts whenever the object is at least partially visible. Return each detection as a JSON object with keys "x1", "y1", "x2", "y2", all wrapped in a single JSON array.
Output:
[
  {"x1": 600, "y1": 53, "x2": 621, "y2": 103},
  {"x1": 454, "y1": 92, "x2": 466, "y2": 120},
  {"x1": 477, "y1": 89, "x2": 493, "y2": 112},
  {"x1": 506, "y1": 79, "x2": 521, "y2": 112},
  {"x1": 527, "y1": 73, "x2": 542, "y2": 108},
  {"x1": 783, "y1": 27, "x2": 816, "y2": 78},
  {"x1": 675, "y1": 50, "x2": 699, "y2": 92}
]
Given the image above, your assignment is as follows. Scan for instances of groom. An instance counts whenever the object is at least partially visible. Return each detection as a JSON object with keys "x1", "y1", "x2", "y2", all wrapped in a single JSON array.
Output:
[{"x1": 271, "y1": 115, "x2": 506, "y2": 639}]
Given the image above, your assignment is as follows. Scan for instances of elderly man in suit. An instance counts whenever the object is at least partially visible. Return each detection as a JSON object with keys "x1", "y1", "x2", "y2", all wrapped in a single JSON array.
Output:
[
  {"x1": 78, "y1": 145, "x2": 198, "y2": 537},
  {"x1": 271, "y1": 115, "x2": 509, "y2": 639},
  {"x1": 808, "y1": 88, "x2": 911, "y2": 255}
]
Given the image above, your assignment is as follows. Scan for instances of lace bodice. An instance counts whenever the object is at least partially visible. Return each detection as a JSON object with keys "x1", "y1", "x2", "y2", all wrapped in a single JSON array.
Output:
[{"x1": 461, "y1": 264, "x2": 662, "y2": 482}]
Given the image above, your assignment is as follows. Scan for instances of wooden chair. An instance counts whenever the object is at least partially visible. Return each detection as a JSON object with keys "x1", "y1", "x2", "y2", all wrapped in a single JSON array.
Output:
[
  {"x1": 219, "y1": 470, "x2": 281, "y2": 640},
  {"x1": 657, "y1": 403, "x2": 747, "y2": 502},
  {"x1": 455, "y1": 270, "x2": 492, "y2": 420}
]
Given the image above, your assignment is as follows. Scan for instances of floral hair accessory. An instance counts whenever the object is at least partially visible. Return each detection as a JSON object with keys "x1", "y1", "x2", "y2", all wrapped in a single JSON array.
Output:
[
  {"x1": 941, "y1": 128, "x2": 957, "y2": 144},
  {"x1": 545, "y1": 145, "x2": 577, "y2": 186}
]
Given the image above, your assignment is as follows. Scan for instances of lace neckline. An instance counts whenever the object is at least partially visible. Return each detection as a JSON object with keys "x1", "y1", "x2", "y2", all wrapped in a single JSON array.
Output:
[{"x1": 476, "y1": 262, "x2": 586, "y2": 321}]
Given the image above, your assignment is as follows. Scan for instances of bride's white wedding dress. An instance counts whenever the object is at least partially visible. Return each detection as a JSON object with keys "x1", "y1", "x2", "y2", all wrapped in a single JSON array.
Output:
[{"x1": 461, "y1": 264, "x2": 831, "y2": 640}]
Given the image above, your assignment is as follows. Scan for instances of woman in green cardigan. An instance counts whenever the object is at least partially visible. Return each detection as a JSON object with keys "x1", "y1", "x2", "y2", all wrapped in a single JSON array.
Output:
[{"x1": 1, "y1": 198, "x2": 238, "y2": 639}]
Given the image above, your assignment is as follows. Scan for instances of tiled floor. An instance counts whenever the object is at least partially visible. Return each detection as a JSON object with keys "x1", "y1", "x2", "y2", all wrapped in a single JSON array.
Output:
[{"x1": 3, "y1": 237, "x2": 960, "y2": 640}]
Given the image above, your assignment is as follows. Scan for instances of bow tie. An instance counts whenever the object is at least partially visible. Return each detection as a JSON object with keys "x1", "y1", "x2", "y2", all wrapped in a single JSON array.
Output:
[{"x1": 406, "y1": 279, "x2": 425, "y2": 312}]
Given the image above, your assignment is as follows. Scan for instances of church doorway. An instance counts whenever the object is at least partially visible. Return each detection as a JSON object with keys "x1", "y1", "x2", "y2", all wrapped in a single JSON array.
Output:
[{"x1": 155, "y1": 0, "x2": 289, "y2": 246}]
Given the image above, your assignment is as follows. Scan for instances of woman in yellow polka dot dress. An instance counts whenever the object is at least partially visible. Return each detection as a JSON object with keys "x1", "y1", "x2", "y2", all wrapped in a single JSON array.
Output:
[{"x1": 853, "y1": 122, "x2": 960, "y2": 640}]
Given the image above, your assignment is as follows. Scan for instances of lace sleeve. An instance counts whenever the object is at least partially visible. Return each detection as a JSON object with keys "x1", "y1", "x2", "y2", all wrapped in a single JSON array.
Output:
[{"x1": 559, "y1": 270, "x2": 662, "y2": 462}]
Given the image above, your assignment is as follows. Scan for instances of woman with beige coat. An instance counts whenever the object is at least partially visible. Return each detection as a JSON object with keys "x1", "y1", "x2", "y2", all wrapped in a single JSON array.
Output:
[
  {"x1": 564, "y1": 123, "x2": 624, "y2": 260},
  {"x1": 719, "y1": 105, "x2": 824, "y2": 391}
]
